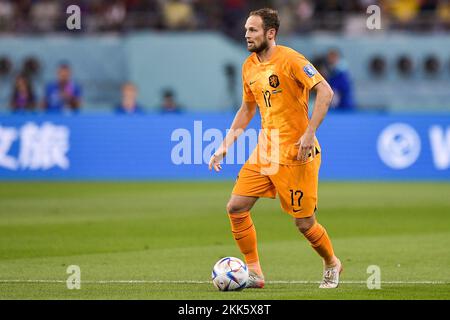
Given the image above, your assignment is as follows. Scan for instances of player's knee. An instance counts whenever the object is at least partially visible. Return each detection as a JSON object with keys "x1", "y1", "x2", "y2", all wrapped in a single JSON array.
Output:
[
  {"x1": 226, "y1": 200, "x2": 249, "y2": 214},
  {"x1": 295, "y1": 216, "x2": 315, "y2": 234}
]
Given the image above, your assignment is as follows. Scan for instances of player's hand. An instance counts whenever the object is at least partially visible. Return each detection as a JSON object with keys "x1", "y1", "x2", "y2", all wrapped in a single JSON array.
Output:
[
  {"x1": 208, "y1": 147, "x2": 226, "y2": 172},
  {"x1": 295, "y1": 129, "x2": 316, "y2": 162}
]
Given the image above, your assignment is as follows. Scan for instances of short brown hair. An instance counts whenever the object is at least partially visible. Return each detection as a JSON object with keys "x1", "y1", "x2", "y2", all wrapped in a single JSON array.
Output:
[{"x1": 249, "y1": 8, "x2": 280, "y2": 35}]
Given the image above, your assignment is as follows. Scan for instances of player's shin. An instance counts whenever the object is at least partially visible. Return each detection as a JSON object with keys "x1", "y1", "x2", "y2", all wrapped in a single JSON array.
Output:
[
  {"x1": 303, "y1": 221, "x2": 337, "y2": 267},
  {"x1": 227, "y1": 211, "x2": 263, "y2": 276}
]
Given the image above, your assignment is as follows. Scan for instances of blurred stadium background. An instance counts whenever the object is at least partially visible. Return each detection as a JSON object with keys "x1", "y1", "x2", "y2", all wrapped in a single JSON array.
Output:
[
  {"x1": 0, "y1": 1, "x2": 449, "y2": 300},
  {"x1": 1, "y1": 0, "x2": 450, "y2": 113}
]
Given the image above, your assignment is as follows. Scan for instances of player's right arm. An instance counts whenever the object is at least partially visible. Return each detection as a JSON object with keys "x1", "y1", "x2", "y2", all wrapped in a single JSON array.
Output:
[{"x1": 208, "y1": 100, "x2": 257, "y2": 172}]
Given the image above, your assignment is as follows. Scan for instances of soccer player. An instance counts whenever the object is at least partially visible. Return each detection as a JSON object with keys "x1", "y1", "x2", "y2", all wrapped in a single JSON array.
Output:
[{"x1": 209, "y1": 8, "x2": 342, "y2": 289}]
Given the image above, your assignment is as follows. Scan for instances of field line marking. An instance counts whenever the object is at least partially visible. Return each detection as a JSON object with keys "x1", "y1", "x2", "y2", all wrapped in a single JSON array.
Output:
[{"x1": 0, "y1": 280, "x2": 448, "y2": 285}]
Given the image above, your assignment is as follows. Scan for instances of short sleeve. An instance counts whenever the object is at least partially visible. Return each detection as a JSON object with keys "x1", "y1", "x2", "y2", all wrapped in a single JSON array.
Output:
[
  {"x1": 242, "y1": 64, "x2": 255, "y2": 103},
  {"x1": 289, "y1": 54, "x2": 324, "y2": 90}
]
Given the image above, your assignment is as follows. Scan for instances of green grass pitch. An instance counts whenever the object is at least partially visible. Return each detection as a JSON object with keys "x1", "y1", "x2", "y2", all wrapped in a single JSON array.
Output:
[{"x1": 0, "y1": 181, "x2": 449, "y2": 300}]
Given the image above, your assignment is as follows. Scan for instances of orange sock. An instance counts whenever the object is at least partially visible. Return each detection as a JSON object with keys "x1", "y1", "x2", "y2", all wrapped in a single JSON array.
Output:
[
  {"x1": 303, "y1": 222, "x2": 336, "y2": 266},
  {"x1": 228, "y1": 211, "x2": 262, "y2": 275}
]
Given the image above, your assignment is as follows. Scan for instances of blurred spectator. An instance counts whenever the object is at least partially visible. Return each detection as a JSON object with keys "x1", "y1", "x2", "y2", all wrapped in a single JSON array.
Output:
[
  {"x1": 125, "y1": 0, "x2": 162, "y2": 29},
  {"x1": 114, "y1": 82, "x2": 145, "y2": 114},
  {"x1": 221, "y1": 0, "x2": 247, "y2": 39},
  {"x1": 160, "y1": 89, "x2": 182, "y2": 114},
  {"x1": 387, "y1": 0, "x2": 420, "y2": 29},
  {"x1": 0, "y1": 0, "x2": 448, "y2": 35},
  {"x1": 162, "y1": 0, "x2": 196, "y2": 30},
  {"x1": 10, "y1": 74, "x2": 36, "y2": 113},
  {"x1": 326, "y1": 49, "x2": 356, "y2": 111},
  {"x1": 13, "y1": 0, "x2": 33, "y2": 32},
  {"x1": 437, "y1": 1, "x2": 450, "y2": 26},
  {"x1": 104, "y1": 0, "x2": 127, "y2": 31},
  {"x1": 31, "y1": 0, "x2": 61, "y2": 32},
  {"x1": 295, "y1": 0, "x2": 315, "y2": 32},
  {"x1": 42, "y1": 63, "x2": 82, "y2": 113},
  {"x1": 312, "y1": 55, "x2": 328, "y2": 78},
  {"x1": 193, "y1": 0, "x2": 222, "y2": 30},
  {"x1": 420, "y1": 0, "x2": 439, "y2": 13},
  {"x1": 0, "y1": 0, "x2": 14, "y2": 31}
]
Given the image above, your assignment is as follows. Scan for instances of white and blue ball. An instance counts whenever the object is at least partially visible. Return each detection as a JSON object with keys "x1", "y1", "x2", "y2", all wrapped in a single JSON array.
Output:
[{"x1": 211, "y1": 257, "x2": 248, "y2": 291}]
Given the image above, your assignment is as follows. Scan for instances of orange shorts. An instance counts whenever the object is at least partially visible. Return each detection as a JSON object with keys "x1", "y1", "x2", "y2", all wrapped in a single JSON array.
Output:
[{"x1": 232, "y1": 154, "x2": 321, "y2": 218}]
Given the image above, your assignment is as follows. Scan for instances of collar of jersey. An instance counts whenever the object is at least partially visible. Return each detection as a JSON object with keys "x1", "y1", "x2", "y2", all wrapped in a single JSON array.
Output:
[{"x1": 254, "y1": 45, "x2": 280, "y2": 65}]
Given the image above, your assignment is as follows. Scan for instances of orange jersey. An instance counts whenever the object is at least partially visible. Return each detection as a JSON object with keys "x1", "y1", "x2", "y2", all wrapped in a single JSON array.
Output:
[{"x1": 242, "y1": 45, "x2": 324, "y2": 165}]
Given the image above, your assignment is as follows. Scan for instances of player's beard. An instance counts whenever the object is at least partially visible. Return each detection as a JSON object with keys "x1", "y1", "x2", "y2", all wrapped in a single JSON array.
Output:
[{"x1": 248, "y1": 38, "x2": 269, "y2": 53}]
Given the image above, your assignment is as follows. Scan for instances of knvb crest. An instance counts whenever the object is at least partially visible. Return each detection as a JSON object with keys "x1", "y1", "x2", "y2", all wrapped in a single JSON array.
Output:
[{"x1": 269, "y1": 74, "x2": 280, "y2": 88}]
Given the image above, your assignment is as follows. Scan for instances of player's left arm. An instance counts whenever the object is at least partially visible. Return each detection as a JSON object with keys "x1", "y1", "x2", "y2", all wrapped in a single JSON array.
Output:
[{"x1": 296, "y1": 80, "x2": 334, "y2": 161}]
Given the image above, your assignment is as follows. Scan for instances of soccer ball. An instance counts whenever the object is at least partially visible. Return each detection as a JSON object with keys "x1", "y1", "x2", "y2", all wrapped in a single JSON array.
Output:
[{"x1": 211, "y1": 257, "x2": 249, "y2": 291}]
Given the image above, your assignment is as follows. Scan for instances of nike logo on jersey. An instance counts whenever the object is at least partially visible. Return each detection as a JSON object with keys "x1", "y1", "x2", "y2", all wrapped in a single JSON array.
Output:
[{"x1": 249, "y1": 80, "x2": 257, "y2": 85}]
